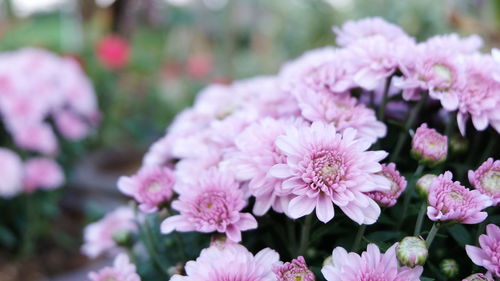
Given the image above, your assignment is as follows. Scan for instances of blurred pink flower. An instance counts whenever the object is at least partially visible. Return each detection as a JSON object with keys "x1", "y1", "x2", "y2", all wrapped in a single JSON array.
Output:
[
  {"x1": 273, "y1": 256, "x2": 315, "y2": 281},
  {"x1": 367, "y1": 163, "x2": 407, "y2": 207},
  {"x1": 322, "y1": 243, "x2": 423, "y2": 281},
  {"x1": 23, "y1": 157, "x2": 64, "y2": 193},
  {"x1": 462, "y1": 273, "x2": 494, "y2": 281},
  {"x1": 54, "y1": 110, "x2": 90, "y2": 140},
  {"x1": 186, "y1": 53, "x2": 213, "y2": 78},
  {"x1": 82, "y1": 207, "x2": 137, "y2": 258},
  {"x1": 466, "y1": 224, "x2": 500, "y2": 278},
  {"x1": 96, "y1": 35, "x2": 130, "y2": 70},
  {"x1": 411, "y1": 123, "x2": 448, "y2": 166},
  {"x1": 468, "y1": 158, "x2": 500, "y2": 205},
  {"x1": 427, "y1": 171, "x2": 492, "y2": 224},
  {"x1": 88, "y1": 253, "x2": 140, "y2": 281},
  {"x1": 0, "y1": 148, "x2": 23, "y2": 198},
  {"x1": 12, "y1": 124, "x2": 58, "y2": 155},
  {"x1": 270, "y1": 122, "x2": 390, "y2": 224},
  {"x1": 118, "y1": 166, "x2": 175, "y2": 213},
  {"x1": 293, "y1": 90, "x2": 386, "y2": 144},
  {"x1": 171, "y1": 244, "x2": 279, "y2": 281},
  {"x1": 161, "y1": 169, "x2": 257, "y2": 242},
  {"x1": 333, "y1": 17, "x2": 412, "y2": 47}
]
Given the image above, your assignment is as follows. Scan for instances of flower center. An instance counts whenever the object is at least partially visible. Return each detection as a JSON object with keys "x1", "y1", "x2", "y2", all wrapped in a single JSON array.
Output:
[
  {"x1": 311, "y1": 151, "x2": 346, "y2": 194},
  {"x1": 147, "y1": 182, "x2": 163, "y2": 193},
  {"x1": 433, "y1": 64, "x2": 452, "y2": 83},
  {"x1": 481, "y1": 170, "x2": 500, "y2": 194}
]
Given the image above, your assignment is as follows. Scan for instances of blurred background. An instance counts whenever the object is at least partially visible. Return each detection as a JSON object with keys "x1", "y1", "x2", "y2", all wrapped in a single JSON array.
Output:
[{"x1": 0, "y1": 0, "x2": 499, "y2": 280}]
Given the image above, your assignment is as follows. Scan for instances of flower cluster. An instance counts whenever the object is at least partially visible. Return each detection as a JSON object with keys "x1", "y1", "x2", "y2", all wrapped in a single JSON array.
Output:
[{"x1": 0, "y1": 48, "x2": 99, "y2": 198}]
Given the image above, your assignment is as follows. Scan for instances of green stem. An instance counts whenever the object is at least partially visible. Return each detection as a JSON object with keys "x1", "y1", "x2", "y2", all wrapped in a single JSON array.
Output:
[
  {"x1": 20, "y1": 195, "x2": 36, "y2": 258},
  {"x1": 390, "y1": 94, "x2": 427, "y2": 162},
  {"x1": 377, "y1": 76, "x2": 393, "y2": 121},
  {"x1": 142, "y1": 216, "x2": 170, "y2": 278},
  {"x1": 352, "y1": 224, "x2": 367, "y2": 252},
  {"x1": 398, "y1": 165, "x2": 425, "y2": 229},
  {"x1": 297, "y1": 215, "x2": 312, "y2": 256},
  {"x1": 174, "y1": 232, "x2": 187, "y2": 261},
  {"x1": 413, "y1": 203, "x2": 427, "y2": 236},
  {"x1": 286, "y1": 219, "x2": 297, "y2": 255},
  {"x1": 425, "y1": 223, "x2": 440, "y2": 247}
]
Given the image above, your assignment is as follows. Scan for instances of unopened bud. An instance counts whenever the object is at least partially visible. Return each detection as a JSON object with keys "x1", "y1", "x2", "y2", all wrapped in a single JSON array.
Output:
[
  {"x1": 416, "y1": 174, "x2": 437, "y2": 199},
  {"x1": 396, "y1": 236, "x2": 428, "y2": 267},
  {"x1": 112, "y1": 230, "x2": 133, "y2": 247},
  {"x1": 439, "y1": 259, "x2": 458, "y2": 278},
  {"x1": 411, "y1": 124, "x2": 447, "y2": 167}
]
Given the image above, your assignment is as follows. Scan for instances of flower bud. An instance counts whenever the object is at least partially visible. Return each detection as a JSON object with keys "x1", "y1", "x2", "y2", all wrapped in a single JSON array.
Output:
[
  {"x1": 450, "y1": 136, "x2": 468, "y2": 154},
  {"x1": 272, "y1": 256, "x2": 315, "y2": 281},
  {"x1": 411, "y1": 123, "x2": 447, "y2": 167},
  {"x1": 416, "y1": 174, "x2": 437, "y2": 199},
  {"x1": 462, "y1": 273, "x2": 494, "y2": 281},
  {"x1": 112, "y1": 230, "x2": 133, "y2": 248},
  {"x1": 396, "y1": 236, "x2": 428, "y2": 267},
  {"x1": 439, "y1": 259, "x2": 458, "y2": 278}
]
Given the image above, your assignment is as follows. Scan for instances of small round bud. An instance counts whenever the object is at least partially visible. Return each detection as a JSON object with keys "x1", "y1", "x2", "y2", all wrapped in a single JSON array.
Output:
[
  {"x1": 396, "y1": 236, "x2": 428, "y2": 267},
  {"x1": 449, "y1": 136, "x2": 468, "y2": 154},
  {"x1": 462, "y1": 273, "x2": 494, "y2": 281},
  {"x1": 112, "y1": 230, "x2": 133, "y2": 247},
  {"x1": 416, "y1": 174, "x2": 437, "y2": 199},
  {"x1": 439, "y1": 259, "x2": 458, "y2": 278},
  {"x1": 323, "y1": 256, "x2": 332, "y2": 267},
  {"x1": 411, "y1": 123, "x2": 448, "y2": 167}
]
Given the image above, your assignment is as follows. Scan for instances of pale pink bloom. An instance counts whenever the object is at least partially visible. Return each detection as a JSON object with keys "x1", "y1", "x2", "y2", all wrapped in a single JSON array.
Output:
[
  {"x1": 411, "y1": 123, "x2": 448, "y2": 166},
  {"x1": 395, "y1": 45, "x2": 465, "y2": 110},
  {"x1": 118, "y1": 166, "x2": 175, "y2": 213},
  {"x1": 492, "y1": 48, "x2": 500, "y2": 82},
  {"x1": 468, "y1": 158, "x2": 500, "y2": 205},
  {"x1": 367, "y1": 163, "x2": 407, "y2": 207},
  {"x1": 456, "y1": 54, "x2": 500, "y2": 135},
  {"x1": 176, "y1": 149, "x2": 222, "y2": 185},
  {"x1": 293, "y1": 91, "x2": 386, "y2": 144},
  {"x1": 273, "y1": 256, "x2": 315, "y2": 281},
  {"x1": 54, "y1": 110, "x2": 90, "y2": 140},
  {"x1": 142, "y1": 135, "x2": 175, "y2": 167},
  {"x1": 223, "y1": 117, "x2": 306, "y2": 216},
  {"x1": 23, "y1": 157, "x2": 64, "y2": 193},
  {"x1": 465, "y1": 224, "x2": 500, "y2": 278},
  {"x1": 424, "y1": 34, "x2": 482, "y2": 55},
  {"x1": 171, "y1": 244, "x2": 279, "y2": 281},
  {"x1": 12, "y1": 124, "x2": 58, "y2": 155},
  {"x1": 0, "y1": 148, "x2": 23, "y2": 198},
  {"x1": 427, "y1": 171, "x2": 492, "y2": 224},
  {"x1": 161, "y1": 169, "x2": 257, "y2": 242},
  {"x1": 321, "y1": 243, "x2": 423, "y2": 281},
  {"x1": 270, "y1": 122, "x2": 390, "y2": 224},
  {"x1": 88, "y1": 253, "x2": 140, "y2": 281},
  {"x1": 347, "y1": 35, "x2": 415, "y2": 90},
  {"x1": 333, "y1": 17, "x2": 412, "y2": 47},
  {"x1": 81, "y1": 207, "x2": 137, "y2": 258},
  {"x1": 280, "y1": 47, "x2": 356, "y2": 95}
]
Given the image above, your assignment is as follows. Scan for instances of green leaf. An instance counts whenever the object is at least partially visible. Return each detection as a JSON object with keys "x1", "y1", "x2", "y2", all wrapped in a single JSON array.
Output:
[{"x1": 447, "y1": 224, "x2": 471, "y2": 247}]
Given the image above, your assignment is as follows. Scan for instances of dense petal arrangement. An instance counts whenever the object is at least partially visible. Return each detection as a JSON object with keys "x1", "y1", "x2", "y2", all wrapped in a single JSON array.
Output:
[
  {"x1": 22, "y1": 157, "x2": 64, "y2": 193},
  {"x1": 270, "y1": 122, "x2": 389, "y2": 224},
  {"x1": 171, "y1": 243, "x2": 279, "y2": 281},
  {"x1": 273, "y1": 256, "x2": 315, "y2": 281},
  {"x1": 411, "y1": 123, "x2": 448, "y2": 166},
  {"x1": 468, "y1": 158, "x2": 500, "y2": 206},
  {"x1": 81, "y1": 207, "x2": 137, "y2": 258},
  {"x1": 161, "y1": 169, "x2": 257, "y2": 242},
  {"x1": 118, "y1": 166, "x2": 175, "y2": 213},
  {"x1": 367, "y1": 163, "x2": 407, "y2": 207},
  {"x1": 427, "y1": 171, "x2": 492, "y2": 224},
  {"x1": 321, "y1": 243, "x2": 423, "y2": 281},
  {"x1": 465, "y1": 224, "x2": 500, "y2": 278},
  {"x1": 88, "y1": 253, "x2": 141, "y2": 281}
]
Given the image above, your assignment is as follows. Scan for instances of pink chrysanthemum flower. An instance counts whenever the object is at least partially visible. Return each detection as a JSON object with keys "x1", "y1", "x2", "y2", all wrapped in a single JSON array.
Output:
[
  {"x1": 23, "y1": 157, "x2": 64, "y2": 193},
  {"x1": 293, "y1": 90, "x2": 386, "y2": 144},
  {"x1": 171, "y1": 244, "x2": 279, "y2": 281},
  {"x1": 367, "y1": 163, "x2": 407, "y2": 207},
  {"x1": 88, "y1": 253, "x2": 140, "y2": 281},
  {"x1": 270, "y1": 122, "x2": 390, "y2": 224},
  {"x1": 333, "y1": 17, "x2": 412, "y2": 47},
  {"x1": 466, "y1": 224, "x2": 500, "y2": 278},
  {"x1": 321, "y1": 243, "x2": 423, "y2": 281},
  {"x1": 492, "y1": 48, "x2": 500, "y2": 82},
  {"x1": 161, "y1": 169, "x2": 257, "y2": 242},
  {"x1": 462, "y1": 273, "x2": 495, "y2": 281},
  {"x1": 456, "y1": 54, "x2": 500, "y2": 135},
  {"x1": 427, "y1": 171, "x2": 492, "y2": 224},
  {"x1": 118, "y1": 166, "x2": 175, "y2": 213},
  {"x1": 468, "y1": 158, "x2": 500, "y2": 205},
  {"x1": 81, "y1": 207, "x2": 137, "y2": 258},
  {"x1": 273, "y1": 256, "x2": 315, "y2": 281},
  {"x1": 223, "y1": 117, "x2": 305, "y2": 216},
  {"x1": 411, "y1": 123, "x2": 448, "y2": 166}
]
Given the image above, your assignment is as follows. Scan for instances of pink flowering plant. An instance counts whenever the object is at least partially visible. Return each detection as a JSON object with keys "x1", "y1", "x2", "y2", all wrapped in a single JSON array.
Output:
[
  {"x1": 0, "y1": 48, "x2": 99, "y2": 256},
  {"x1": 84, "y1": 18, "x2": 499, "y2": 280}
]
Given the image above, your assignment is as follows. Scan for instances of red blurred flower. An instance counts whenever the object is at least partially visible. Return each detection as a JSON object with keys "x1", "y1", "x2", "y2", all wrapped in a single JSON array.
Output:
[
  {"x1": 96, "y1": 35, "x2": 130, "y2": 70},
  {"x1": 186, "y1": 53, "x2": 213, "y2": 78}
]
